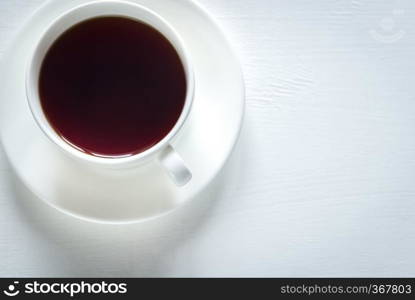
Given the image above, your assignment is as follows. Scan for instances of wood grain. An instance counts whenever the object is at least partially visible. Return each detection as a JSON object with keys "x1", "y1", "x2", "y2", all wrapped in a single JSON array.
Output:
[{"x1": 0, "y1": 0, "x2": 415, "y2": 277}]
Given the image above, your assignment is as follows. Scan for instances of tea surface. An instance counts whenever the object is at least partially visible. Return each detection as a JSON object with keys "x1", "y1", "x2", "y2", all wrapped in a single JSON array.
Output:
[{"x1": 39, "y1": 17, "x2": 186, "y2": 157}]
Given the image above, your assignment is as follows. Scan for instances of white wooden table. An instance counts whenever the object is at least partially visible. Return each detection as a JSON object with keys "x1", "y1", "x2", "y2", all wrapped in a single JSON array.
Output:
[{"x1": 1, "y1": 0, "x2": 415, "y2": 277}]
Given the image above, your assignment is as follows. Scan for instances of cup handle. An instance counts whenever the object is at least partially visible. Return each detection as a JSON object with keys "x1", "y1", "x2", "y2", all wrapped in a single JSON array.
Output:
[{"x1": 159, "y1": 145, "x2": 192, "y2": 186}]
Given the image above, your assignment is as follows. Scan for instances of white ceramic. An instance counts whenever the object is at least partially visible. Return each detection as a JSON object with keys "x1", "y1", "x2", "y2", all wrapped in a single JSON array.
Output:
[
  {"x1": 26, "y1": 0, "x2": 194, "y2": 186},
  {"x1": 0, "y1": 0, "x2": 244, "y2": 224}
]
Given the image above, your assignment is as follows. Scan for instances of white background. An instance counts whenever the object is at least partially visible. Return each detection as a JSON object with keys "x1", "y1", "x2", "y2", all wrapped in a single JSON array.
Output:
[{"x1": 1, "y1": 0, "x2": 415, "y2": 277}]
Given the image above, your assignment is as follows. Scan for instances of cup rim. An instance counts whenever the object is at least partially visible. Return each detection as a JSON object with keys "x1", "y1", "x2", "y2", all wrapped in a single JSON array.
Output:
[{"x1": 26, "y1": 0, "x2": 194, "y2": 166}]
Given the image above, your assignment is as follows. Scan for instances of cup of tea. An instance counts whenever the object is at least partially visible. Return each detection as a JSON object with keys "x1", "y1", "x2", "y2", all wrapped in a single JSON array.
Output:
[{"x1": 26, "y1": 0, "x2": 194, "y2": 186}]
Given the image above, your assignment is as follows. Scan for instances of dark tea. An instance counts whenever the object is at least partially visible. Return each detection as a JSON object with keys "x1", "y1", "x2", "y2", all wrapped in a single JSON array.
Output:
[{"x1": 39, "y1": 17, "x2": 186, "y2": 157}]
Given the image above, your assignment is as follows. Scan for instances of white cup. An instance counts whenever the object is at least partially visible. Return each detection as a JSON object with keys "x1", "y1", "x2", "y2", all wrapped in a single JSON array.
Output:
[{"x1": 26, "y1": 0, "x2": 194, "y2": 186}]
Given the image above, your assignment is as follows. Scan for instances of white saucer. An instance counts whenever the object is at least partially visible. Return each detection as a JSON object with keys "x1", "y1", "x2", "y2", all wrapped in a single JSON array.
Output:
[{"x1": 0, "y1": 0, "x2": 244, "y2": 224}]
